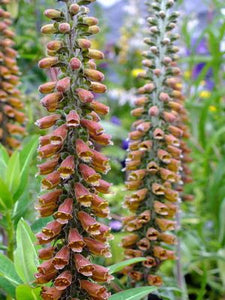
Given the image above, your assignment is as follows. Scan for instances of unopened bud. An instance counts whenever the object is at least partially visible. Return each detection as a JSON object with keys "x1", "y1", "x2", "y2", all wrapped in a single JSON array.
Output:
[
  {"x1": 90, "y1": 82, "x2": 107, "y2": 93},
  {"x1": 70, "y1": 57, "x2": 81, "y2": 70},
  {"x1": 83, "y1": 17, "x2": 98, "y2": 26},
  {"x1": 88, "y1": 25, "x2": 100, "y2": 35},
  {"x1": 163, "y1": 56, "x2": 172, "y2": 65},
  {"x1": 150, "y1": 26, "x2": 159, "y2": 34},
  {"x1": 56, "y1": 77, "x2": 70, "y2": 93},
  {"x1": 159, "y1": 92, "x2": 169, "y2": 102},
  {"x1": 153, "y1": 69, "x2": 161, "y2": 76},
  {"x1": 77, "y1": 38, "x2": 91, "y2": 49},
  {"x1": 84, "y1": 69, "x2": 104, "y2": 82},
  {"x1": 88, "y1": 49, "x2": 104, "y2": 60},
  {"x1": 148, "y1": 106, "x2": 159, "y2": 116},
  {"x1": 41, "y1": 24, "x2": 57, "y2": 34},
  {"x1": 59, "y1": 22, "x2": 71, "y2": 33},
  {"x1": 47, "y1": 40, "x2": 63, "y2": 51},
  {"x1": 150, "y1": 46, "x2": 158, "y2": 54},
  {"x1": 159, "y1": 10, "x2": 166, "y2": 18},
  {"x1": 69, "y1": 4, "x2": 80, "y2": 15},
  {"x1": 44, "y1": 9, "x2": 63, "y2": 20},
  {"x1": 142, "y1": 59, "x2": 152, "y2": 68},
  {"x1": 38, "y1": 57, "x2": 58, "y2": 69}
]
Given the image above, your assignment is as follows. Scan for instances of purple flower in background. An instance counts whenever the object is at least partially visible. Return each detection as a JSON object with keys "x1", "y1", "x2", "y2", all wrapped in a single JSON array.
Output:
[
  {"x1": 99, "y1": 62, "x2": 109, "y2": 69},
  {"x1": 186, "y1": 38, "x2": 209, "y2": 56},
  {"x1": 205, "y1": 79, "x2": 214, "y2": 91},
  {"x1": 189, "y1": 38, "x2": 213, "y2": 83},
  {"x1": 111, "y1": 116, "x2": 121, "y2": 126},
  {"x1": 110, "y1": 220, "x2": 122, "y2": 232},
  {"x1": 192, "y1": 62, "x2": 213, "y2": 80},
  {"x1": 122, "y1": 139, "x2": 129, "y2": 150},
  {"x1": 194, "y1": 39, "x2": 209, "y2": 55}
]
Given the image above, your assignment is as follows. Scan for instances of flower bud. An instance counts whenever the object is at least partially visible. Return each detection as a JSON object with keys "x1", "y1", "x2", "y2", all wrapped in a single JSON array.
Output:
[
  {"x1": 41, "y1": 24, "x2": 57, "y2": 34},
  {"x1": 59, "y1": 22, "x2": 71, "y2": 33},
  {"x1": 77, "y1": 38, "x2": 91, "y2": 49},
  {"x1": 84, "y1": 69, "x2": 105, "y2": 82},
  {"x1": 56, "y1": 77, "x2": 70, "y2": 92},
  {"x1": 70, "y1": 57, "x2": 81, "y2": 70},
  {"x1": 90, "y1": 82, "x2": 107, "y2": 93},
  {"x1": 44, "y1": 9, "x2": 63, "y2": 20},
  {"x1": 88, "y1": 49, "x2": 104, "y2": 60},
  {"x1": 69, "y1": 4, "x2": 80, "y2": 15},
  {"x1": 76, "y1": 88, "x2": 94, "y2": 103}
]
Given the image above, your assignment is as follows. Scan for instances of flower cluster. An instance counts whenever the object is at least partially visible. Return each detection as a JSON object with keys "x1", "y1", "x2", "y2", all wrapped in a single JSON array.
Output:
[
  {"x1": 0, "y1": 0, "x2": 26, "y2": 152},
  {"x1": 35, "y1": 1, "x2": 113, "y2": 299},
  {"x1": 122, "y1": 0, "x2": 192, "y2": 286}
]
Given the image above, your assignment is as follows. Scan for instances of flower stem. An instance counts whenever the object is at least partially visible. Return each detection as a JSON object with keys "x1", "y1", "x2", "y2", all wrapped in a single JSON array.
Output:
[{"x1": 6, "y1": 212, "x2": 14, "y2": 261}]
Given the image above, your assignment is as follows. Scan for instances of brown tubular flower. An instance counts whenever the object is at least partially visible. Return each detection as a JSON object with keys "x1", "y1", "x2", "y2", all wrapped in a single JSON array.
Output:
[
  {"x1": 122, "y1": 0, "x2": 192, "y2": 286},
  {"x1": 35, "y1": 1, "x2": 112, "y2": 299},
  {"x1": 0, "y1": 1, "x2": 26, "y2": 152}
]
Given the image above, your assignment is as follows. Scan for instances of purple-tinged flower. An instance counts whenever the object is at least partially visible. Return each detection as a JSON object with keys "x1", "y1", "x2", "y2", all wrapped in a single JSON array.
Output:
[
  {"x1": 111, "y1": 116, "x2": 121, "y2": 126},
  {"x1": 109, "y1": 220, "x2": 122, "y2": 232},
  {"x1": 122, "y1": 139, "x2": 129, "y2": 150}
]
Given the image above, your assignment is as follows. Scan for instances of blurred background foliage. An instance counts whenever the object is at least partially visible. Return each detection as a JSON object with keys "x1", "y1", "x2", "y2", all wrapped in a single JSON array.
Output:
[{"x1": 0, "y1": 0, "x2": 225, "y2": 299}]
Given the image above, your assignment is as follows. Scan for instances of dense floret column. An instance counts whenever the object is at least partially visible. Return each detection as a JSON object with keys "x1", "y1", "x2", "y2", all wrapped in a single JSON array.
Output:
[
  {"x1": 0, "y1": 0, "x2": 26, "y2": 151},
  {"x1": 35, "y1": 1, "x2": 113, "y2": 299},
  {"x1": 122, "y1": 0, "x2": 192, "y2": 287}
]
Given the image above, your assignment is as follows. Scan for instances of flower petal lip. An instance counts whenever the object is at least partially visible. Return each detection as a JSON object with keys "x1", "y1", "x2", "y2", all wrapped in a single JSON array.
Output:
[{"x1": 68, "y1": 228, "x2": 86, "y2": 253}]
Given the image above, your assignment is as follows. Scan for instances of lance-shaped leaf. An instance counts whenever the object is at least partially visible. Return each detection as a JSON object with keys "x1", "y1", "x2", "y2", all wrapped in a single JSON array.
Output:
[
  {"x1": 108, "y1": 257, "x2": 147, "y2": 274},
  {"x1": 14, "y1": 219, "x2": 39, "y2": 283},
  {"x1": 109, "y1": 287, "x2": 157, "y2": 300},
  {"x1": 0, "y1": 253, "x2": 22, "y2": 287}
]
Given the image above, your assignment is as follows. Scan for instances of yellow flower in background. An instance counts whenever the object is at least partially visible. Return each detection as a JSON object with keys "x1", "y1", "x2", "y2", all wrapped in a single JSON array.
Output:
[
  {"x1": 91, "y1": 40, "x2": 99, "y2": 49},
  {"x1": 132, "y1": 68, "x2": 145, "y2": 77},
  {"x1": 199, "y1": 90, "x2": 211, "y2": 99},
  {"x1": 184, "y1": 70, "x2": 191, "y2": 80},
  {"x1": 209, "y1": 105, "x2": 217, "y2": 112}
]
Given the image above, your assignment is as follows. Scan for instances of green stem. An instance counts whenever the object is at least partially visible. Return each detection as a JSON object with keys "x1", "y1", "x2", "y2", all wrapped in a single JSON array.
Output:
[
  {"x1": 5, "y1": 212, "x2": 14, "y2": 300},
  {"x1": 6, "y1": 212, "x2": 14, "y2": 261}
]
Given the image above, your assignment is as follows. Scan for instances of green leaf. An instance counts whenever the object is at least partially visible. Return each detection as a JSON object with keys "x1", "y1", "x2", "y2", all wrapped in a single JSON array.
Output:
[
  {"x1": 0, "y1": 277, "x2": 16, "y2": 297},
  {"x1": 0, "y1": 144, "x2": 9, "y2": 163},
  {"x1": 0, "y1": 253, "x2": 22, "y2": 286},
  {"x1": 109, "y1": 287, "x2": 157, "y2": 300},
  {"x1": 14, "y1": 219, "x2": 39, "y2": 283},
  {"x1": 0, "y1": 145, "x2": 9, "y2": 178},
  {"x1": 16, "y1": 285, "x2": 41, "y2": 300},
  {"x1": 218, "y1": 249, "x2": 225, "y2": 288},
  {"x1": 219, "y1": 198, "x2": 225, "y2": 245},
  {"x1": 5, "y1": 151, "x2": 21, "y2": 195},
  {"x1": 0, "y1": 177, "x2": 13, "y2": 211},
  {"x1": 14, "y1": 136, "x2": 39, "y2": 201},
  {"x1": 108, "y1": 258, "x2": 147, "y2": 274},
  {"x1": 31, "y1": 216, "x2": 53, "y2": 233}
]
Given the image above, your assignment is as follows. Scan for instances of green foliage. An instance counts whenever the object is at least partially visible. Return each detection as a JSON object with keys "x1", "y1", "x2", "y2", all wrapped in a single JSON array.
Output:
[
  {"x1": 16, "y1": 285, "x2": 41, "y2": 300},
  {"x1": 0, "y1": 254, "x2": 22, "y2": 287},
  {"x1": 0, "y1": 137, "x2": 38, "y2": 215},
  {"x1": 14, "y1": 219, "x2": 39, "y2": 284},
  {"x1": 109, "y1": 287, "x2": 157, "y2": 300},
  {"x1": 108, "y1": 258, "x2": 147, "y2": 274},
  {"x1": 0, "y1": 220, "x2": 39, "y2": 298}
]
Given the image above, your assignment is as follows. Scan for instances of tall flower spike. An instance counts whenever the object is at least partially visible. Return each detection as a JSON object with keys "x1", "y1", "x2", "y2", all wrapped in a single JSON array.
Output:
[
  {"x1": 35, "y1": 1, "x2": 112, "y2": 299},
  {"x1": 122, "y1": 0, "x2": 192, "y2": 287},
  {"x1": 0, "y1": 0, "x2": 26, "y2": 152}
]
